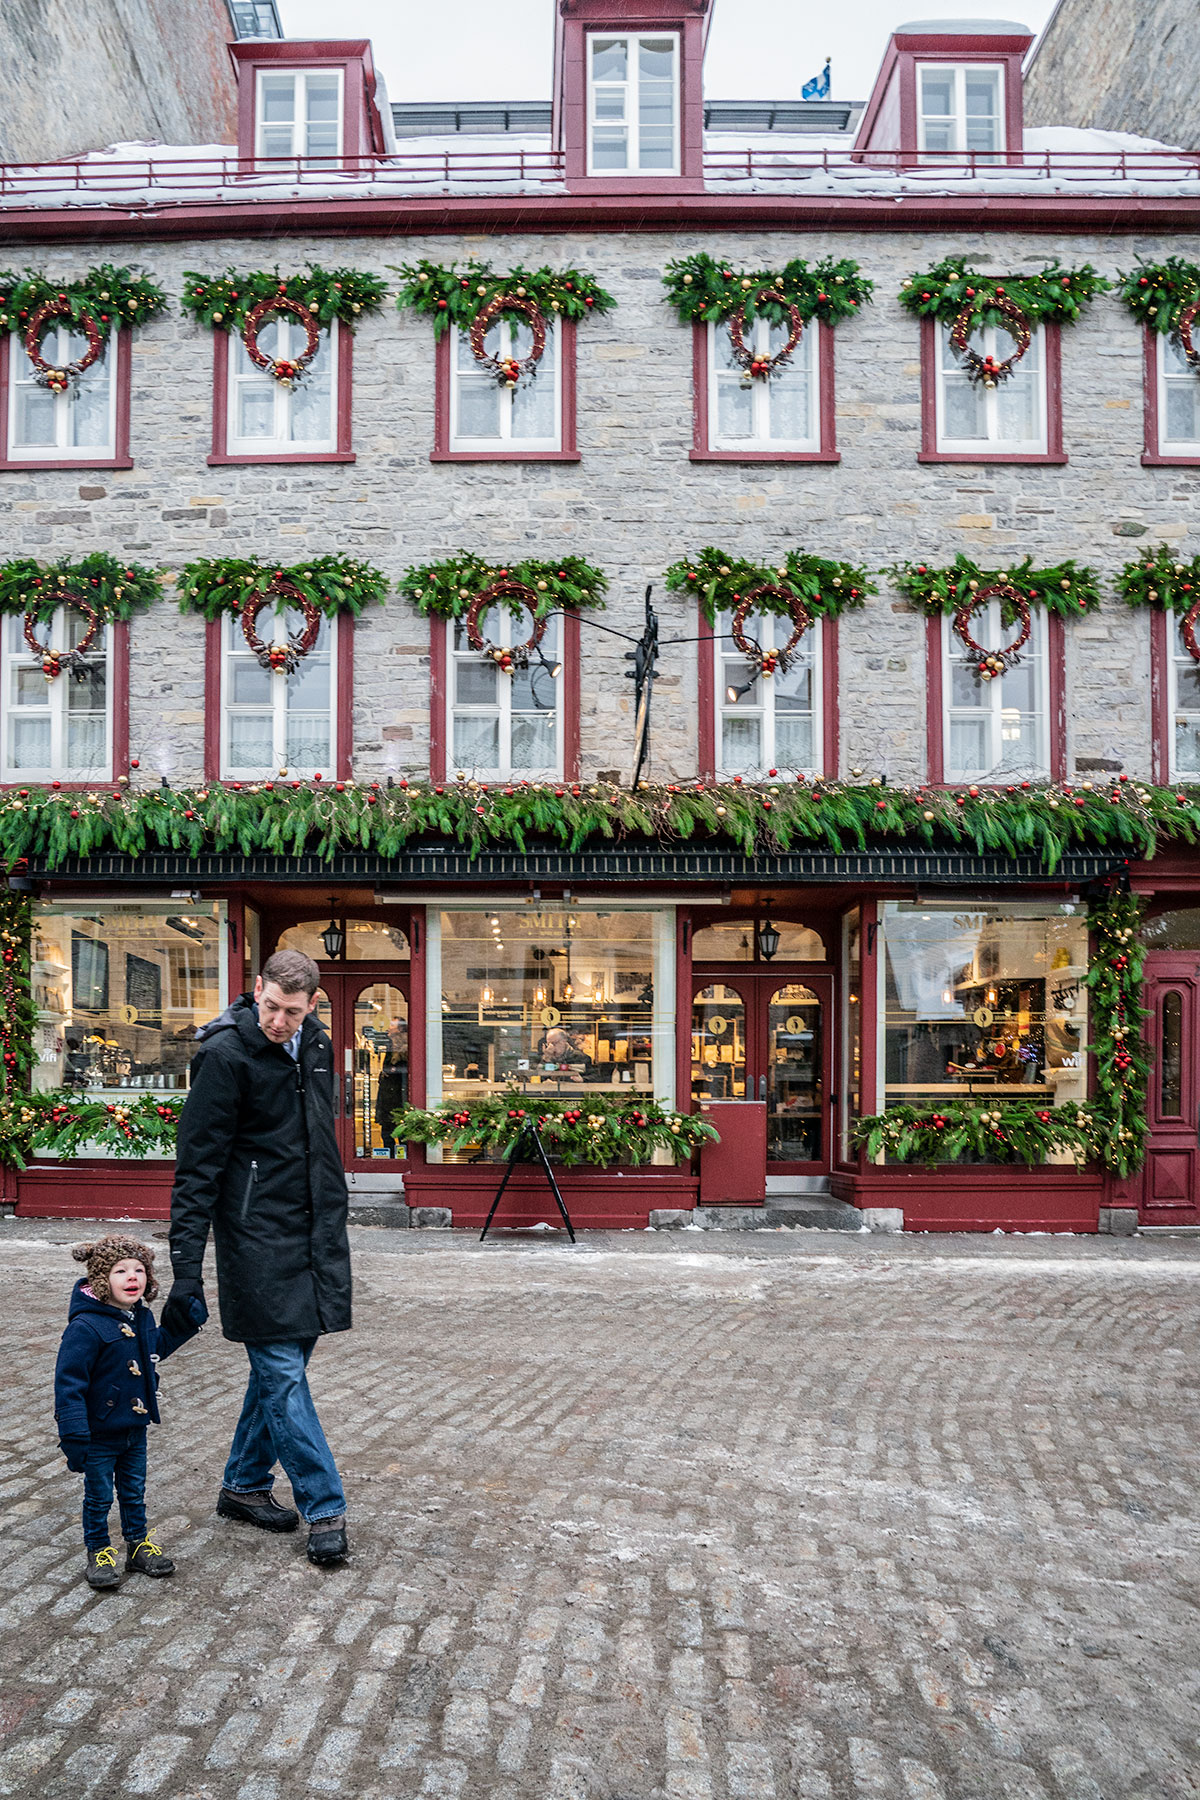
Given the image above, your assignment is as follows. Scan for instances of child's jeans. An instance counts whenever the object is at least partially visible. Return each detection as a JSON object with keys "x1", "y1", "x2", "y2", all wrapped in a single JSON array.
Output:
[{"x1": 82, "y1": 1429, "x2": 148, "y2": 1549}]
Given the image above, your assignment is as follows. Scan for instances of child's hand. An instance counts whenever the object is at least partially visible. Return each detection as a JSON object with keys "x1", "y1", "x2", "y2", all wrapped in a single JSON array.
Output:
[
  {"x1": 59, "y1": 1436, "x2": 89, "y2": 1473},
  {"x1": 186, "y1": 1294, "x2": 209, "y2": 1328}
]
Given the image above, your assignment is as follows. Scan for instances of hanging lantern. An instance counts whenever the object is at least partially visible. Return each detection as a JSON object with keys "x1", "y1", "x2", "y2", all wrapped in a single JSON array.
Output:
[
  {"x1": 320, "y1": 903, "x2": 345, "y2": 960},
  {"x1": 757, "y1": 919, "x2": 781, "y2": 962}
]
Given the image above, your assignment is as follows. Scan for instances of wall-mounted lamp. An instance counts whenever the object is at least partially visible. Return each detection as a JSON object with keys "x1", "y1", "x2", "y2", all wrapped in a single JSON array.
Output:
[
  {"x1": 756, "y1": 919, "x2": 781, "y2": 962},
  {"x1": 320, "y1": 899, "x2": 345, "y2": 961}
]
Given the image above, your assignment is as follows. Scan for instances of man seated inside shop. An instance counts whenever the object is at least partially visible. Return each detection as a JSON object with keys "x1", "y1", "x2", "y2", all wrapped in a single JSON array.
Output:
[{"x1": 536, "y1": 1025, "x2": 604, "y2": 1083}]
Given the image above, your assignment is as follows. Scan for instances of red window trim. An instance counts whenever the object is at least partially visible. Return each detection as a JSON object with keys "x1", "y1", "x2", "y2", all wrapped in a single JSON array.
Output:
[
  {"x1": 697, "y1": 605, "x2": 839, "y2": 779},
  {"x1": 1150, "y1": 606, "x2": 1171, "y2": 785},
  {"x1": 208, "y1": 325, "x2": 355, "y2": 466},
  {"x1": 204, "y1": 613, "x2": 353, "y2": 781},
  {"x1": 0, "y1": 618, "x2": 129, "y2": 788},
  {"x1": 430, "y1": 321, "x2": 580, "y2": 462},
  {"x1": 0, "y1": 327, "x2": 133, "y2": 471},
  {"x1": 924, "y1": 611, "x2": 1065, "y2": 784},
  {"x1": 428, "y1": 611, "x2": 581, "y2": 783},
  {"x1": 1141, "y1": 327, "x2": 1200, "y2": 467},
  {"x1": 917, "y1": 316, "x2": 1066, "y2": 464},
  {"x1": 689, "y1": 320, "x2": 840, "y2": 464}
]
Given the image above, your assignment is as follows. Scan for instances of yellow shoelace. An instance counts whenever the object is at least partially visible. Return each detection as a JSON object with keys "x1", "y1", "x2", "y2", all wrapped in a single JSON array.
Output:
[
  {"x1": 129, "y1": 1538, "x2": 162, "y2": 1558},
  {"x1": 93, "y1": 1547, "x2": 117, "y2": 1568}
]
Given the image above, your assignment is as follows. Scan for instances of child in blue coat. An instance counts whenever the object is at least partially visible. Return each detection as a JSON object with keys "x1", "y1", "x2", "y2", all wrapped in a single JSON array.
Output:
[{"x1": 54, "y1": 1234, "x2": 206, "y2": 1590}]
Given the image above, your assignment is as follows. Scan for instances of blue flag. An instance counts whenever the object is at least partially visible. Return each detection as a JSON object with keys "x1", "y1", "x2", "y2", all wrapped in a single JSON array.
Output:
[{"x1": 802, "y1": 58, "x2": 831, "y2": 100}]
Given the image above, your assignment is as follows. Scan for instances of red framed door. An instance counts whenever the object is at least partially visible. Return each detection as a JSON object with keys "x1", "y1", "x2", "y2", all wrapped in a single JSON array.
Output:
[
  {"x1": 1141, "y1": 955, "x2": 1199, "y2": 1223},
  {"x1": 691, "y1": 970, "x2": 834, "y2": 1175},
  {"x1": 313, "y1": 968, "x2": 410, "y2": 1171}
]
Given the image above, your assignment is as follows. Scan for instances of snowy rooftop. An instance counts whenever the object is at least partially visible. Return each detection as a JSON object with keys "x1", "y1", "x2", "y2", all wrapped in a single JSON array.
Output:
[{"x1": 0, "y1": 126, "x2": 1195, "y2": 209}]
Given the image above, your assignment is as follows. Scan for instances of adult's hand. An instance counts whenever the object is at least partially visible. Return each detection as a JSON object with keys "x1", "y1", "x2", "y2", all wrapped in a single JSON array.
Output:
[
  {"x1": 59, "y1": 1436, "x2": 89, "y2": 1473},
  {"x1": 161, "y1": 1275, "x2": 205, "y2": 1337}
]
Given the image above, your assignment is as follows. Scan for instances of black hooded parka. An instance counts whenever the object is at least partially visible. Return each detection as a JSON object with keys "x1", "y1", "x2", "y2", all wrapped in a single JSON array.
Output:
[{"x1": 168, "y1": 995, "x2": 351, "y2": 1344}]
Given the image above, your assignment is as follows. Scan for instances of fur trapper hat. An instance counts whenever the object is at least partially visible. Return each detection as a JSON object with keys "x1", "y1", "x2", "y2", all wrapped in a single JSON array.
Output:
[{"x1": 71, "y1": 1234, "x2": 159, "y2": 1304}]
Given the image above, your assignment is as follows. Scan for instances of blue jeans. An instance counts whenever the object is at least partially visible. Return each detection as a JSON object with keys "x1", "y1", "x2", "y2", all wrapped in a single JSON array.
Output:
[
  {"x1": 222, "y1": 1340, "x2": 346, "y2": 1523},
  {"x1": 82, "y1": 1431, "x2": 147, "y2": 1549}
]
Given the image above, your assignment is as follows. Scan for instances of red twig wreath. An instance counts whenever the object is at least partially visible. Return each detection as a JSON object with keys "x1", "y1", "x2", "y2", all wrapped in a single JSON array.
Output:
[
  {"x1": 241, "y1": 293, "x2": 321, "y2": 388},
  {"x1": 730, "y1": 585, "x2": 813, "y2": 677},
  {"x1": 1177, "y1": 296, "x2": 1200, "y2": 372},
  {"x1": 1181, "y1": 596, "x2": 1200, "y2": 663},
  {"x1": 23, "y1": 299, "x2": 104, "y2": 394},
  {"x1": 465, "y1": 581, "x2": 548, "y2": 673},
  {"x1": 727, "y1": 287, "x2": 805, "y2": 382},
  {"x1": 240, "y1": 579, "x2": 322, "y2": 675},
  {"x1": 23, "y1": 594, "x2": 101, "y2": 681},
  {"x1": 468, "y1": 294, "x2": 547, "y2": 388},
  {"x1": 949, "y1": 296, "x2": 1032, "y2": 388},
  {"x1": 952, "y1": 583, "x2": 1032, "y2": 682}
]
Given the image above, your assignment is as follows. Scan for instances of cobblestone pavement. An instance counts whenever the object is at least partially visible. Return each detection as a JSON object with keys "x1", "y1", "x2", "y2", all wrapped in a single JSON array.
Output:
[{"x1": 1, "y1": 1221, "x2": 1199, "y2": 1800}]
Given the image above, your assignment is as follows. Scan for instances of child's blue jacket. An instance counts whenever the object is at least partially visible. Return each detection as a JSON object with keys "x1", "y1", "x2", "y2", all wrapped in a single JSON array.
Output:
[{"x1": 53, "y1": 1278, "x2": 205, "y2": 1442}]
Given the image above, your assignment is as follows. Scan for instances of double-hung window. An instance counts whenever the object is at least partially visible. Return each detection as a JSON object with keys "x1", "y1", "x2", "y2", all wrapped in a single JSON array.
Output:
[
  {"x1": 256, "y1": 69, "x2": 343, "y2": 163},
  {"x1": 708, "y1": 319, "x2": 819, "y2": 451},
  {"x1": 222, "y1": 608, "x2": 336, "y2": 779},
  {"x1": 587, "y1": 34, "x2": 679, "y2": 174},
  {"x1": 937, "y1": 320, "x2": 1046, "y2": 454},
  {"x1": 1155, "y1": 333, "x2": 1200, "y2": 456},
  {"x1": 942, "y1": 606, "x2": 1048, "y2": 783},
  {"x1": 227, "y1": 317, "x2": 336, "y2": 454},
  {"x1": 917, "y1": 64, "x2": 1003, "y2": 158},
  {"x1": 1169, "y1": 617, "x2": 1200, "y2": 781},
  {"x1": 450, "y1": 320, "x2": 560, "y2": 452},
  {"x1": 2, "y1": 610, "x2": 111, "y2": 782},
  {"x1": 7, "y1": 326, "x2": 116, "y2": 461},
  {"x1": 449, "y1": 612, "x2": 561, "y2": 780},
  {"x1": 717, "y1": 609, "x2": 822, "y2": 777}
]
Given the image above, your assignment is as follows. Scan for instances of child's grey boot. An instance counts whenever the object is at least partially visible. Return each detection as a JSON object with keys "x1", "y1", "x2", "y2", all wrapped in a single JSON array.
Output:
[
  {"x1": 125, "y1": 1536, "x2": 174, "y2": 1577},
  {"x1": 86, "y1": 1546, "x2": 120, "y2": 1590}
]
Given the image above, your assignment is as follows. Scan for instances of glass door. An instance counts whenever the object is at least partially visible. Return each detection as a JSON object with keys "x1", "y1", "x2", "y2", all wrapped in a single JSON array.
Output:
[
  {"x1": 691, "y1": 980, "x2": 750, "y2": 1104},
  {"x1": 313, "y1": 970, "x2": 410, "y2": 1169},
  {"x1": 691, "y1": 972, "x2": 833, "y2": 1174},
  {"x1": 1141, "y1": 954, "x2": 1199, "y2": 1223}
]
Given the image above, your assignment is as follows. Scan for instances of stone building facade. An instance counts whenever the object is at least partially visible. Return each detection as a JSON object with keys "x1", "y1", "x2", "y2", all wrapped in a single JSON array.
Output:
[{"x1": 1024, "y1": 0, "x2": 1200, "y2": 152}]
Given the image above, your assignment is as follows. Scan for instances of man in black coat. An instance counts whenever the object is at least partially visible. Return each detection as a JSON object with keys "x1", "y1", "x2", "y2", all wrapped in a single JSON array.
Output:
[{"x1": 161, "y1": 948, "x2": 352, "y2": 1566}]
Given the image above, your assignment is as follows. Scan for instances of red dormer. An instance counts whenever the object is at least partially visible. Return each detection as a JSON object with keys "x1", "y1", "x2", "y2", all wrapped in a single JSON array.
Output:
[
  {"x1": 230, "y1": 39, "x2": 388, "y2": 163},
  {"x1": 552, "y1": 0, "x2": 715, "y2": 191},
  {"x1": 853, "y1": 18, "x2": 1033, "y2": 165}
]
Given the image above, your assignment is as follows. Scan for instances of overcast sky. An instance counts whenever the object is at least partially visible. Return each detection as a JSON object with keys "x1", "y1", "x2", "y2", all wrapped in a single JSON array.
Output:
[{"x1": 276, "y1": 1, "x2": 1056, "y2": 104}]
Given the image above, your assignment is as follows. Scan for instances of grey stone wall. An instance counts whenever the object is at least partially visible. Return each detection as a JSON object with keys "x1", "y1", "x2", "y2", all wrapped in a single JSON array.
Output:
[
  {"x1": 1024, "y1": 0, "x2": 1200, "y2": 152},
  {"x1": 3, "y1": 227, "x2": 1196, "y2": 789},
  {"x1": 0, "y1": 0, "x2": 236, "y2": 162}
]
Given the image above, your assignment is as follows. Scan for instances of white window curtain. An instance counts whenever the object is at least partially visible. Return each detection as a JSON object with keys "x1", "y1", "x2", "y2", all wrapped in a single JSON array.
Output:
[
  {"x1": 588, "y1": 34, "x2": 679, "y2": 174},
  {"x1": 716, "y1": 609, "x2": 822, "y2": 777},
  {"x1": 1170, "y1": 615, "x2": 1200, "y2": 780},
  {"x1": 2, "y1": 609, "x2": 112, "y2": 781},
  {"x1": 1158, "y1": 334, "x2": 1200, "y2": 452},
  {"x1": 710, "y1": 319, "x2": 818, "y2": 450},
  {"x1": 227, "y1": 318, "x2": 335, "y2": 453},
  {"x1": 222, "y1": 608, "x2": 336, "y2": 778},
  {"x1": 937, "y1": 321, "x2": 1046, "y2": 452},
  {"x1": 917, "y1": 64, "x2": 1003, "y2": 158},
  {"x1": 449, "y1": 610, "x2": 562, "y2": 780},
  {"x1": 942, "y1": 605, "x2": 1049, "y2": 783},
  {"x1": 8, "y1": 327, "x2": 115, "y2": 459},
  {"x1": 450, "y1": 320, "x2": 559, "y2": 451},
  {"x1": 257, "y1": 69, "x2": 343, "y2": 162}
]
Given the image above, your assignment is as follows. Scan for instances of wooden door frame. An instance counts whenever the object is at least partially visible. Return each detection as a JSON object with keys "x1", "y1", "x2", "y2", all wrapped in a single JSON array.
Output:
[
  {"x1": 315, "y1": 965, "x2": 411, "y2": 1172},
  {"x1": 1139, "y1": 951, "x2": 1200, "y2": 1222}
]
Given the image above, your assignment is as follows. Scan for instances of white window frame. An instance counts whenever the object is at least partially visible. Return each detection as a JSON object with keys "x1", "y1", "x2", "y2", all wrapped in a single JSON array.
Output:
[
  {"x1": 2, "y1": 609, "x2": 114, "y2": 783},
  {"x1": 448, "y1": 320, "x2": 561, "y2": 453},
  {"x1": 716, "y1": 613, "x2": 823, "y2": 779},
  {"x1": 6, "y1": 326, "x2": 117, "y2": 461},
  {"x1": 448, "y1": 615, "x2": 563, "y2": 783},
  {"x1": 1156, "y1": 332, "x2": 1200, "y2": 456},
  {"x1": 255, "y1": 67, "x2": 344, "y2": 162},
  {"x1": 586, "y1": 31, "x2": 680, "y2": 176},
  {"x1": 226, "y1": 316, "x2": 338, "y2": 455},
  {"x1": 1169, "y1": 615, "x2": 1200, "y2": 783},
  {"x1": 916, "y1": 62, "x2": 1005, "y2": 157},
  {"x1": 936, "y1": 320, "x2": 1047, "y2": 454},
  {"x1": 221, "y1": 610, "x2": 338, "y2": 780},
  {"x1": 941, "y1": 607, "x2": 1050, "y2": 784},
  {"x1": 707, "y1": 317, "x2": 820, "y2": 451}
]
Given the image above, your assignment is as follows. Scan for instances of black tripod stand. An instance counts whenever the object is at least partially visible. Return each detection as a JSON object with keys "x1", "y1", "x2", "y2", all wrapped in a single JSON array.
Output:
[{"x1": 479, "y1": 1117, "x2": 577, "y2": 1243}]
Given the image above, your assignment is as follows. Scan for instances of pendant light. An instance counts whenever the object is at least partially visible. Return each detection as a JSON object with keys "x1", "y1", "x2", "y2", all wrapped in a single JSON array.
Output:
[{"x1": 320, "y1": 899, "x2": 345, "y2": 961}]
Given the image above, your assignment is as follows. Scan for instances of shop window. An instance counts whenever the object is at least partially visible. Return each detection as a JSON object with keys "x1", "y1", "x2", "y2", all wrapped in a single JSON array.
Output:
[
  {"x1": 276, "y1": 919, "x2": 410, "y2": 962},
  {"x1": 691, "y1": 919, "x2": 826, "y2": 962},
  {"x1": 426, "y1": 906, "x2": 676, "y2": 1140},
  {"x1": 1141, "y1": 908, "x2": 1200, "y2": 950},
  {"x1": 717, "y1": 610, "x2": 823, "y2": 777},
  {"x1": 2, "y1": 610, "x2": 112, "y2": 783},
  {"x1": 31, "y1": 901, "x2": 227, "y2": 1097},
  {"x1": 587, "y1": 33, "x2": 679, "y2": 175},
  {"x1": 705, "y1": 319, "x2": 820, "y2": 452},
  {"x1": 4, "y1": 326, "x2": 128, "y2": 467},
  {"x1": 692, "y1": 983, "x2": 746, "y2": 1101},
  {"x1": 939, "y1": 607, "x2": 1049, "y2": 783},
  {"x1": 936, "y1": 320, "x2": 1046, "y2": 453},
  {"x1": 257, "y1": 68, "x2": 343, "y2": 162},
  {"x1": 221, "y1": 608, "x2": 336, "y2": 780},
  {"x1": 447, "y1": 321, "x2": 563, "y2": 455},
  {"x1": 225, "y1": 318, "x2": 337, "y2": 455},
  {"x1": 448, "y1": 610, "x2": 561, "y2": 780},
  {"x1": 917, "y1": 63, "x2": 1003, "y2": 157},
  {"x1": 878, "y1": 900, "x2": 1088, "y2": 1146}
]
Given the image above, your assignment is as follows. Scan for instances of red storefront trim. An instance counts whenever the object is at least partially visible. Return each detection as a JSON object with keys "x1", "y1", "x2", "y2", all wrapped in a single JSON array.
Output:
[
  {"x1": 403, "y1": 1165, "x2": 699, "y2": 1230},
  {"x1": 1151, "y1": 606, "x2": 1170, "y2": 785},
  {"x1": 840, "y1": 1164, "x2": 1104, "y2": 1233},
  {"x1": 429, "y1": 322, "x2": 579, "y2": 461},
  {"x1": 917, "y1": 316, "x2": 1066, "y2": 463},
  {"x1": 688, "y1": 320, "x2": 840, "y2": 462},
  {"x1": 0, "y1": 327, "x2": 134, "y2": 470},
  {"x1": 207, "y1": 325, "x2": 356, "y2": 465}
]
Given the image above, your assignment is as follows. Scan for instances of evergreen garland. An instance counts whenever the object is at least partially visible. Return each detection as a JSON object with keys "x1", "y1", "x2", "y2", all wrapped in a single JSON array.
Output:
[
  {"x1": 1116, "y1": 257, "x2": 1200, "y2": 336},
  {"x1": 661, "y1": 252, "x2": 872, "y2": 327},
  {"x1": 179, "y1": 266, "x2": 387, "y2": 332},
  {"x1": 891, "y1": 554, "x2": 1102, "y2": 624},
  {"x1": 394, "y1": 260, "x2": 616, "y2": 337},
  {"x1": 0, "y1": 263, "x2": 167, "y2": 345},
  {"x1": 0, "y1": 892, "x2": 34, "y2": 1096},
  {"x1": 1116, "y1": 545, "x2": 1200, "y2": 613},
  {"x1": 853, "y1": 1100, "x2": 1095, "y2": 1167},
  {"x1": 178, "y1": 556, "x2": 389, "y2": 622},
  {"x1": 0, "y1": 554, "x2": 163, "y2": 624},
  {"x1": 665, "y1": 547, "x2": 875, "y2": 623},
  {"x1": 898, "y1": 257, "x2": 1109, "y2": 329},
  {"x1": 0, "y1": 1092, "x2": 182, "y2": 1171},
  {"x1": 398, "y1": 553, "x2": 607, "y2": 621},
  {"x1": 391, "y1": 1091, "x2": 718, "y2": 1167}
]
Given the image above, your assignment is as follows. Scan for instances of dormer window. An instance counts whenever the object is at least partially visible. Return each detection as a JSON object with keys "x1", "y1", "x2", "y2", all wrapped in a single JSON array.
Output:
[
  {"x1": 587, "y1": 33, "x2": 679, "y2": 174},
  {"x1": 918, "y1": 63, "x2": 1003, "y2": 156},
  {"x1": 256, "y1": 68, "x2": 343, "y2": 162}
]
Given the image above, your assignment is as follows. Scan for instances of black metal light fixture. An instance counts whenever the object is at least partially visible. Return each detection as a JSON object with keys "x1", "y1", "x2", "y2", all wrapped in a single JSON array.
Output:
[
  {"x1": 320, "y1": 900, "x2": 345, "y2": 961},
  {"x1": 757, "y1": 917, "x2": 781, "y2": 962}
]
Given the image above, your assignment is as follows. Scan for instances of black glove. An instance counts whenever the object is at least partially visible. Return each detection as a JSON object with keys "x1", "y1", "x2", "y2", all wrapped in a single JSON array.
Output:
[
  {"x1": 161, "y1": 1275, "x2": 205, "y2": 1338},
  {"x1": 60, "y1": 1436, "x2": 89, "y2": 1473}
]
